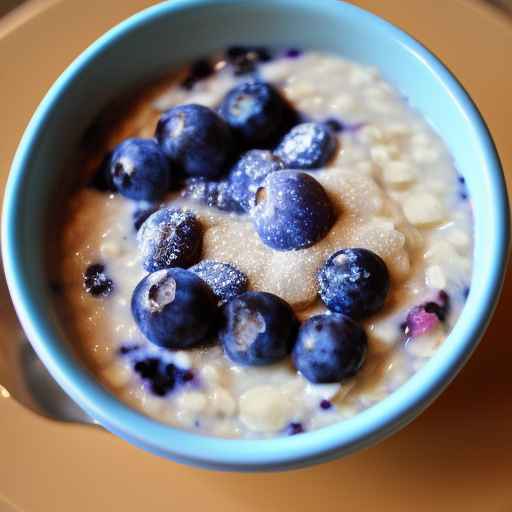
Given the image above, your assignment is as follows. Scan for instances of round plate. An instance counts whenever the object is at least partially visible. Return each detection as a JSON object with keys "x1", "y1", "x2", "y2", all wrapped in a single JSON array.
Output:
[{"x1": 0, "y1": 0, "x2": 511, "y2": 510}]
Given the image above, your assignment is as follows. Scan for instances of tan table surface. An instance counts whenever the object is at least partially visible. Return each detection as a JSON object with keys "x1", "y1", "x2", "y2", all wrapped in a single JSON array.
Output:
[{"x1": 1, "y1": 1, "x2": 511, "y2": 511}]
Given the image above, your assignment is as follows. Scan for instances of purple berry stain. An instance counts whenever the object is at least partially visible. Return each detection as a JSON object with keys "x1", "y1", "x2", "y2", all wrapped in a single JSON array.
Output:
[
  {"x1": 320, "y1": 399, "x2": 332, "y2": 410},
  {"x1": 324, "y1": 117, "x2": 366, "y2": 133},
  {"x1": 404, "y1": 306, "x2": 439, "y2": 337},
  {"x1": 457, "y1": 174, "x2": 469, "y2": 201},
  {"x1": 118, "y1": 344, "x2": 141, "y2": 355},
  {"x1": 286, "y1": 422, "x2": 304, "y2": 436},
  {"x1": 404, "y1": 291, "x2": 450, "y2": 338},
  {"x1": 285, "y1": 48, "x2": 302, "y2": 59},
  {"x1": 126, "y1": 354, "x2": 196, "y2": 397},
  {"x1": 325, "y1": 118, "x2": 344, "y2": 133},
  {"x1": 325, "y1": 117, "x2": 365, "y2": 134}
]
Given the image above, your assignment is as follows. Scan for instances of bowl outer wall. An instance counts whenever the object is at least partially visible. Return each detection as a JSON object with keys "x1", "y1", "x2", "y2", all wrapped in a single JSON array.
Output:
[{"x1": 1, "y1": 0, "x2": 509, "y2": 470}]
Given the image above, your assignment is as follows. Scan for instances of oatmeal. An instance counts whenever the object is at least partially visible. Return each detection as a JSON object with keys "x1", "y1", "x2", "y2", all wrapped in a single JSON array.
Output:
[{"x1": 51, "y1": 48, "x2": 473, "y2": 439}]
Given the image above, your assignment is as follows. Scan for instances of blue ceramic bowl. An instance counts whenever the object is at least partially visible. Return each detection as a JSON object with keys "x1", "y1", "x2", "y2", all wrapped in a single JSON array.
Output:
[{"x1": 2, "y1": 0, "x2": 509, "y2": 471}]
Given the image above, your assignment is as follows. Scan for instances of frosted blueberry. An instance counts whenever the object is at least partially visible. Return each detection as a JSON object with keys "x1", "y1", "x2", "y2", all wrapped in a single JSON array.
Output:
[
  {"x1": 275, "y1": 122, "x2": 337, "y2": 170},
  {"x1": 228, "y1": 150, "x2": 285, "y2": 211},
  {"x1": 131, "y1": 268, "x2": 216, "y2": 349},
  {"x1": 156, "y1": 104, "x2": 233, "y2": 178},
  {"x1": 318, "y1": 248, "x2": 390, "y2": 319},
  {"x1": 182, "y1": 177, "x2": 243, "y2": 213},
  {"x1": 251, "y1": 170, "x2": 335, "y2": 250},
  {"x1": 219, "y1": 80, "x2": 295, "y2": 148},
  {"x1": 190, "y1": 260, "x2": 248, "y2": 303},
  {"x1": 293, "y1": 314, "x2": 367, "y2": 383},
  {"x1": 220, "y1": 291, "x2": 298, "y2": 366},
  {"x1": 109, "y1": 138, "x2": 170, "y2": 201},
  {"x1": 137, "y1": 208, "x2": 202, "y2": 272}
]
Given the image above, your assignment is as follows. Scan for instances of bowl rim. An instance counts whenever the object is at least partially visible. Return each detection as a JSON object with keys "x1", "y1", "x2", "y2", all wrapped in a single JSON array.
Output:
[{"x1": 2, "y1": 0, "x2": 510, "y2": 471}]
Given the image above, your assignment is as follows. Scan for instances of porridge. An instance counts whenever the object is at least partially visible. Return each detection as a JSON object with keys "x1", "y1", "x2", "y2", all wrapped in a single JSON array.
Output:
[{"x1": 51, "y1": 48, "x2": 473, "y2": 438}]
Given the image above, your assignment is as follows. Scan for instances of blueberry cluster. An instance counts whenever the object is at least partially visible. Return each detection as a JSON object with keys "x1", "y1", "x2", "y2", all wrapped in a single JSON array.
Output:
[
  {"x1": 127, "y1": 239, "x2": 390, "y2": 385},
  {"x1": 89, "y1": 45, "x2": 340, "y2": 253},
  {"x1": 275, "y1": 122, "x2": 337, "y2": 170},
  {"x1": 125, "y1": 206, "x2": 389, "y2": 385},
  {"x1": 83, "y1": 47, "x2": 396, "y2": 389}
]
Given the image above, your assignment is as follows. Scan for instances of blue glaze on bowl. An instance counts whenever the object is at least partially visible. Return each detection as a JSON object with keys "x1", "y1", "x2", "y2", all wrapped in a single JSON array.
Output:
[{"x1": 1, "y1": 0, "x2": 509, "y2": 471}]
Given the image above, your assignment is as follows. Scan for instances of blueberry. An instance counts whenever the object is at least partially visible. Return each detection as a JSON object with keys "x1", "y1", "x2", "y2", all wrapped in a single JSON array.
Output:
[
  {"x1": 83, "y1": 263, "x2": 114, "y2": 297},
  {"x1": 182, "y1": 177, "x2": 244, "y2": 213},
  {"x1": 131, "y1": 268, "x2": 217, "y2": 349},
  {"x1": 292, "y1": 314, "x2": 367, "y2": 383},
  {"x1": 318, "y1": 248, "x2": 390, "y2": 319},
  {"x1": 181, "y1": 58, "x2": 215, "y2": 90},
  {"x1": 109, "y1": 138, "x2": 170, "y2": 201},
  {"x1": 225, "y1": 46, "x2": 272, "y2": 75},
  {"x1": 219, "y1": 291, "x2": 298, "y2": 366},
  {"x1": 228, "y1": 150, "x2": 284, "y2": 211},
  {"x1": 132, "y1": 203, "x2": 159, "y2": 231},
  {"x1": 155, "y1": 104, "x2": 233, "y2": 178},
  {"x1": 137, "y1": 208, "x2": 202, "y2": 272},
  {"x1": 275, "y1": 122, "x2": 337, "y2": 170},
  {"x1": 219, "y1": 80, "x2": 293, "y2": 148},
  {"x1": 190, "y1": 260, "x2": 248, "y2": 303},
  {"x1": 88, "y1": 152, "x2": 116, "y2": 192},
  {"x1": 251, "y1": 170, "x2": 335, "y2": 250}
]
